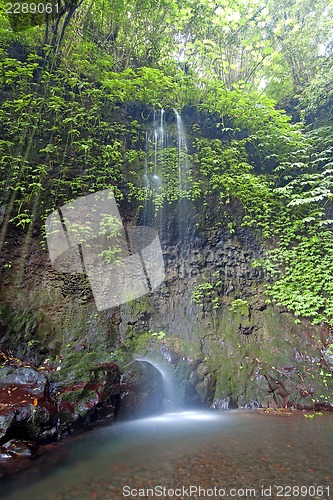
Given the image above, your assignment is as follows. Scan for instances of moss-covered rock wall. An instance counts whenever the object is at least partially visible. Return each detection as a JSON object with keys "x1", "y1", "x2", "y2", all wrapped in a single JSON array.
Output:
[{"x1": 1, "y1": 105, "x2": 332, "y2": 414}]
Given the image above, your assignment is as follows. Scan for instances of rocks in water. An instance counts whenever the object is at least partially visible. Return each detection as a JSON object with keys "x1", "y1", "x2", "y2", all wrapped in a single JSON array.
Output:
[
  {"x1": 0, "y1": 365, "x2": 58, "y2": 444},
  {"x1": 120, "y1": 360, "x2": 164, "y2": 418},
  {"x1": 242, "y1": 400, "x2": 262, "y2": 409},
  {"x1": 0, "y1": 355, "x2": 123, "y2": 480},
  {"x1": 51, "y1": 355, "x2": 122, "y2": 434},
  {"x1": 0, "y1": 354, "x2": 123, "y2": 449},
  {"x1": 0, "y1": 349, "x2": 173, "y2": 452},
  {"x1": 0, "y1": 441, "x2": 68, "y2": 480},
  {"x1": 211, "y1": 397, "x2": 239, "y2": 410},
  {"x1": 1, "y1": 439, "x2": 34, "y2": 458},
  {"x1": 212, "y1": 398, "x2": 230, "y2": 410}
]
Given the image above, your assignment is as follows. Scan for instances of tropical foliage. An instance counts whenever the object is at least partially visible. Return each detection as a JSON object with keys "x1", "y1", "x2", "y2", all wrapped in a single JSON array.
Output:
[{"x1": 0, "y1": 0, "x2": 333, "y2": 326}]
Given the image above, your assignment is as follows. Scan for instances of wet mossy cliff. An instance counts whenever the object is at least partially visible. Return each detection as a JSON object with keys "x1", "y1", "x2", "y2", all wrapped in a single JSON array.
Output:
[{"x1": 0, "y1": 102, "x2": 332, "y2": 441}]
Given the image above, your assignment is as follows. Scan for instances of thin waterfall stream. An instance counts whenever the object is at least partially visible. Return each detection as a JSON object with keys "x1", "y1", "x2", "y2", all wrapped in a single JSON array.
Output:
[
  {"x1": 132, "y1": 357, "x2": 183, "y2": 411},
  {"x1": 141, "y1": 108, "x2": 191, "y2": 244},
  {"x1": 174, "y1": 108, "x2": 189, "y2": 193}
]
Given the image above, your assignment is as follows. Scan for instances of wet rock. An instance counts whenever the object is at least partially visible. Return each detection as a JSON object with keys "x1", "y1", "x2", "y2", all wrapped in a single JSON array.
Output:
[
  {"x1": 2, "y1": 439, "x2": 33, "y2": 458},
  {"x1": 10, "y1": 404, "x2": 58, "y2": 441},
  {"x1": 0, "y1": 442, "x2": 68, "y2": 480},
  {"x1": 196, "y1": 363, "x2": 211, "y2": 380},
  {"x1": 0, "y1": 354, "x2": 122, "y2": 443},
  {"x1": 57, "y1": 382, "x2": 120, "y2": 433},
  {"x1": 0, "y1": 367, "x2": 47, "y2": 395},
  {"x1": 188, "y1": 370, "x2": 199, "y2": 386},
  {"x1": 243, "y1": 400, "x2": 262, "y2": 409},
  {"x1": 196, "y1": 373, "x2": 216, "y2": 405},
  {"x1": 120, "y1": 360, "x2": 164, "y2": 418},
  {"x1": 160, "y1": 344, "x2": 180, "y2": 364},
  {"x1": 0, "y1": 413, "x2": 15, "y2": 441},
  {"x1": 0, "y1": 365, "x2": 57, "y2": 443},
  {"x1": 53, "y1": 358, "x2": 121, "y2": 434},
  {"x1": 212, "y1": 398, "x2": 230, "y2": 410},
  {"x1": 211, "y1": 397, "x2": 239, "y2": 410}
]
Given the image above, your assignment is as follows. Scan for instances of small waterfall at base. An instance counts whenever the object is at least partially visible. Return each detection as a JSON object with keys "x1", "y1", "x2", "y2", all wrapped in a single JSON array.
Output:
[{"x1": 133, "y1": 356, "x2": 183, "y2": 412}]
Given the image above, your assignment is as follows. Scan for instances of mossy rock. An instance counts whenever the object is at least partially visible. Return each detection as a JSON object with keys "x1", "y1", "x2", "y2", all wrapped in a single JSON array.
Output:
[{"x1": 51, "y1": 351, "x2": 112, "y2": 384}]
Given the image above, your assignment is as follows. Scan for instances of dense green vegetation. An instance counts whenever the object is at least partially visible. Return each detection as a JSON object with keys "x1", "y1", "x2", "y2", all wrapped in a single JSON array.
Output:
[{"x1": 1, "y1": 0, "x2": 333, "y2": 327}]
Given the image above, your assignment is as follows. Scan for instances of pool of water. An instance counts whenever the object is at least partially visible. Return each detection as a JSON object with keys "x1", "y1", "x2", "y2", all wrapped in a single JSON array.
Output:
[{"x1": 1, "y1": 410, "x2": 333, "y2": 499}]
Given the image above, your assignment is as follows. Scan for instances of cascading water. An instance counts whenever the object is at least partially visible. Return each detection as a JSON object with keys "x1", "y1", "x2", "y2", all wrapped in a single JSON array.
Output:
[
  {"x1": 133, "y1": 356, "x2": 183, "y2": 412},
  {"x1": 142, "y1": 109, "x2": 166, "y2": 233},
  {"x1": 139, "y1": 108, "x2": 192, "y2": 328},
  {"x1": 142, "y1": 108, "x2": 191, "y2": 244},
  {"x1": 142, "y1": 131, "x2": 150, "y2": 227},
  {"x1": 174, "y1": 109, "x2": 189, "y2": 193},
  {"x1": 174, "y1": 109, "x2": 191, "y2": 247}
]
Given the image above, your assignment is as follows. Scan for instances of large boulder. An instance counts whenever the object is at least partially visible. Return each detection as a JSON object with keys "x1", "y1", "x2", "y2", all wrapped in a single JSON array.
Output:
[
  {"x1": 0, "y1": 366, "x2": 58, "y2": 443},
  {"x1": 50, "y1": 352, "x2": 121, "y2": 434},
  {"x1": 120, "y1": 360, "x2": 164, "y2": 418},
  {"x1": 0, "y1": 353, "x2": 122, "y2": 479},
  {"x1": 0, "y1": 352, "x2": 122, "y2": 446}
]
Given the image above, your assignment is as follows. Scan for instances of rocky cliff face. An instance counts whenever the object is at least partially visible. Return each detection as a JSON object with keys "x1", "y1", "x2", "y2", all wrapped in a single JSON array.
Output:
[
  {"x1": 120, "y1": 198, "x2": 332, "y2": 410},
  {"x1": 0, "y1": 106, "x2": 332, "y2": 448}
]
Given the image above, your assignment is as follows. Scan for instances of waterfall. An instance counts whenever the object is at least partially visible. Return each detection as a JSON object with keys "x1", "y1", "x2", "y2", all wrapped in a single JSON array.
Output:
[
  {"x1": 141, "y1": 108, "x2": 191, "y2": 248},
  {"x1": 142, "y1": 109, "x2": 166, "y2": 232},
  {"x1": 174, "y1": 109, "x2": 191, "y2": 247},
  {"x1": 174, "y1": 108, "x2": 189, "y2": 193},
  {"x1": 152, "y1": 108, "x2": 165, "y2": 186},
  {"x1": 134, "y1": 356, "x2": 183, "y2": 411},
  {"x1": 143, "y1": 131, "x2": 150, "y2": 227},
  {"x1": 160, "y1": 108, "x2": 165, "y2": 151}
]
